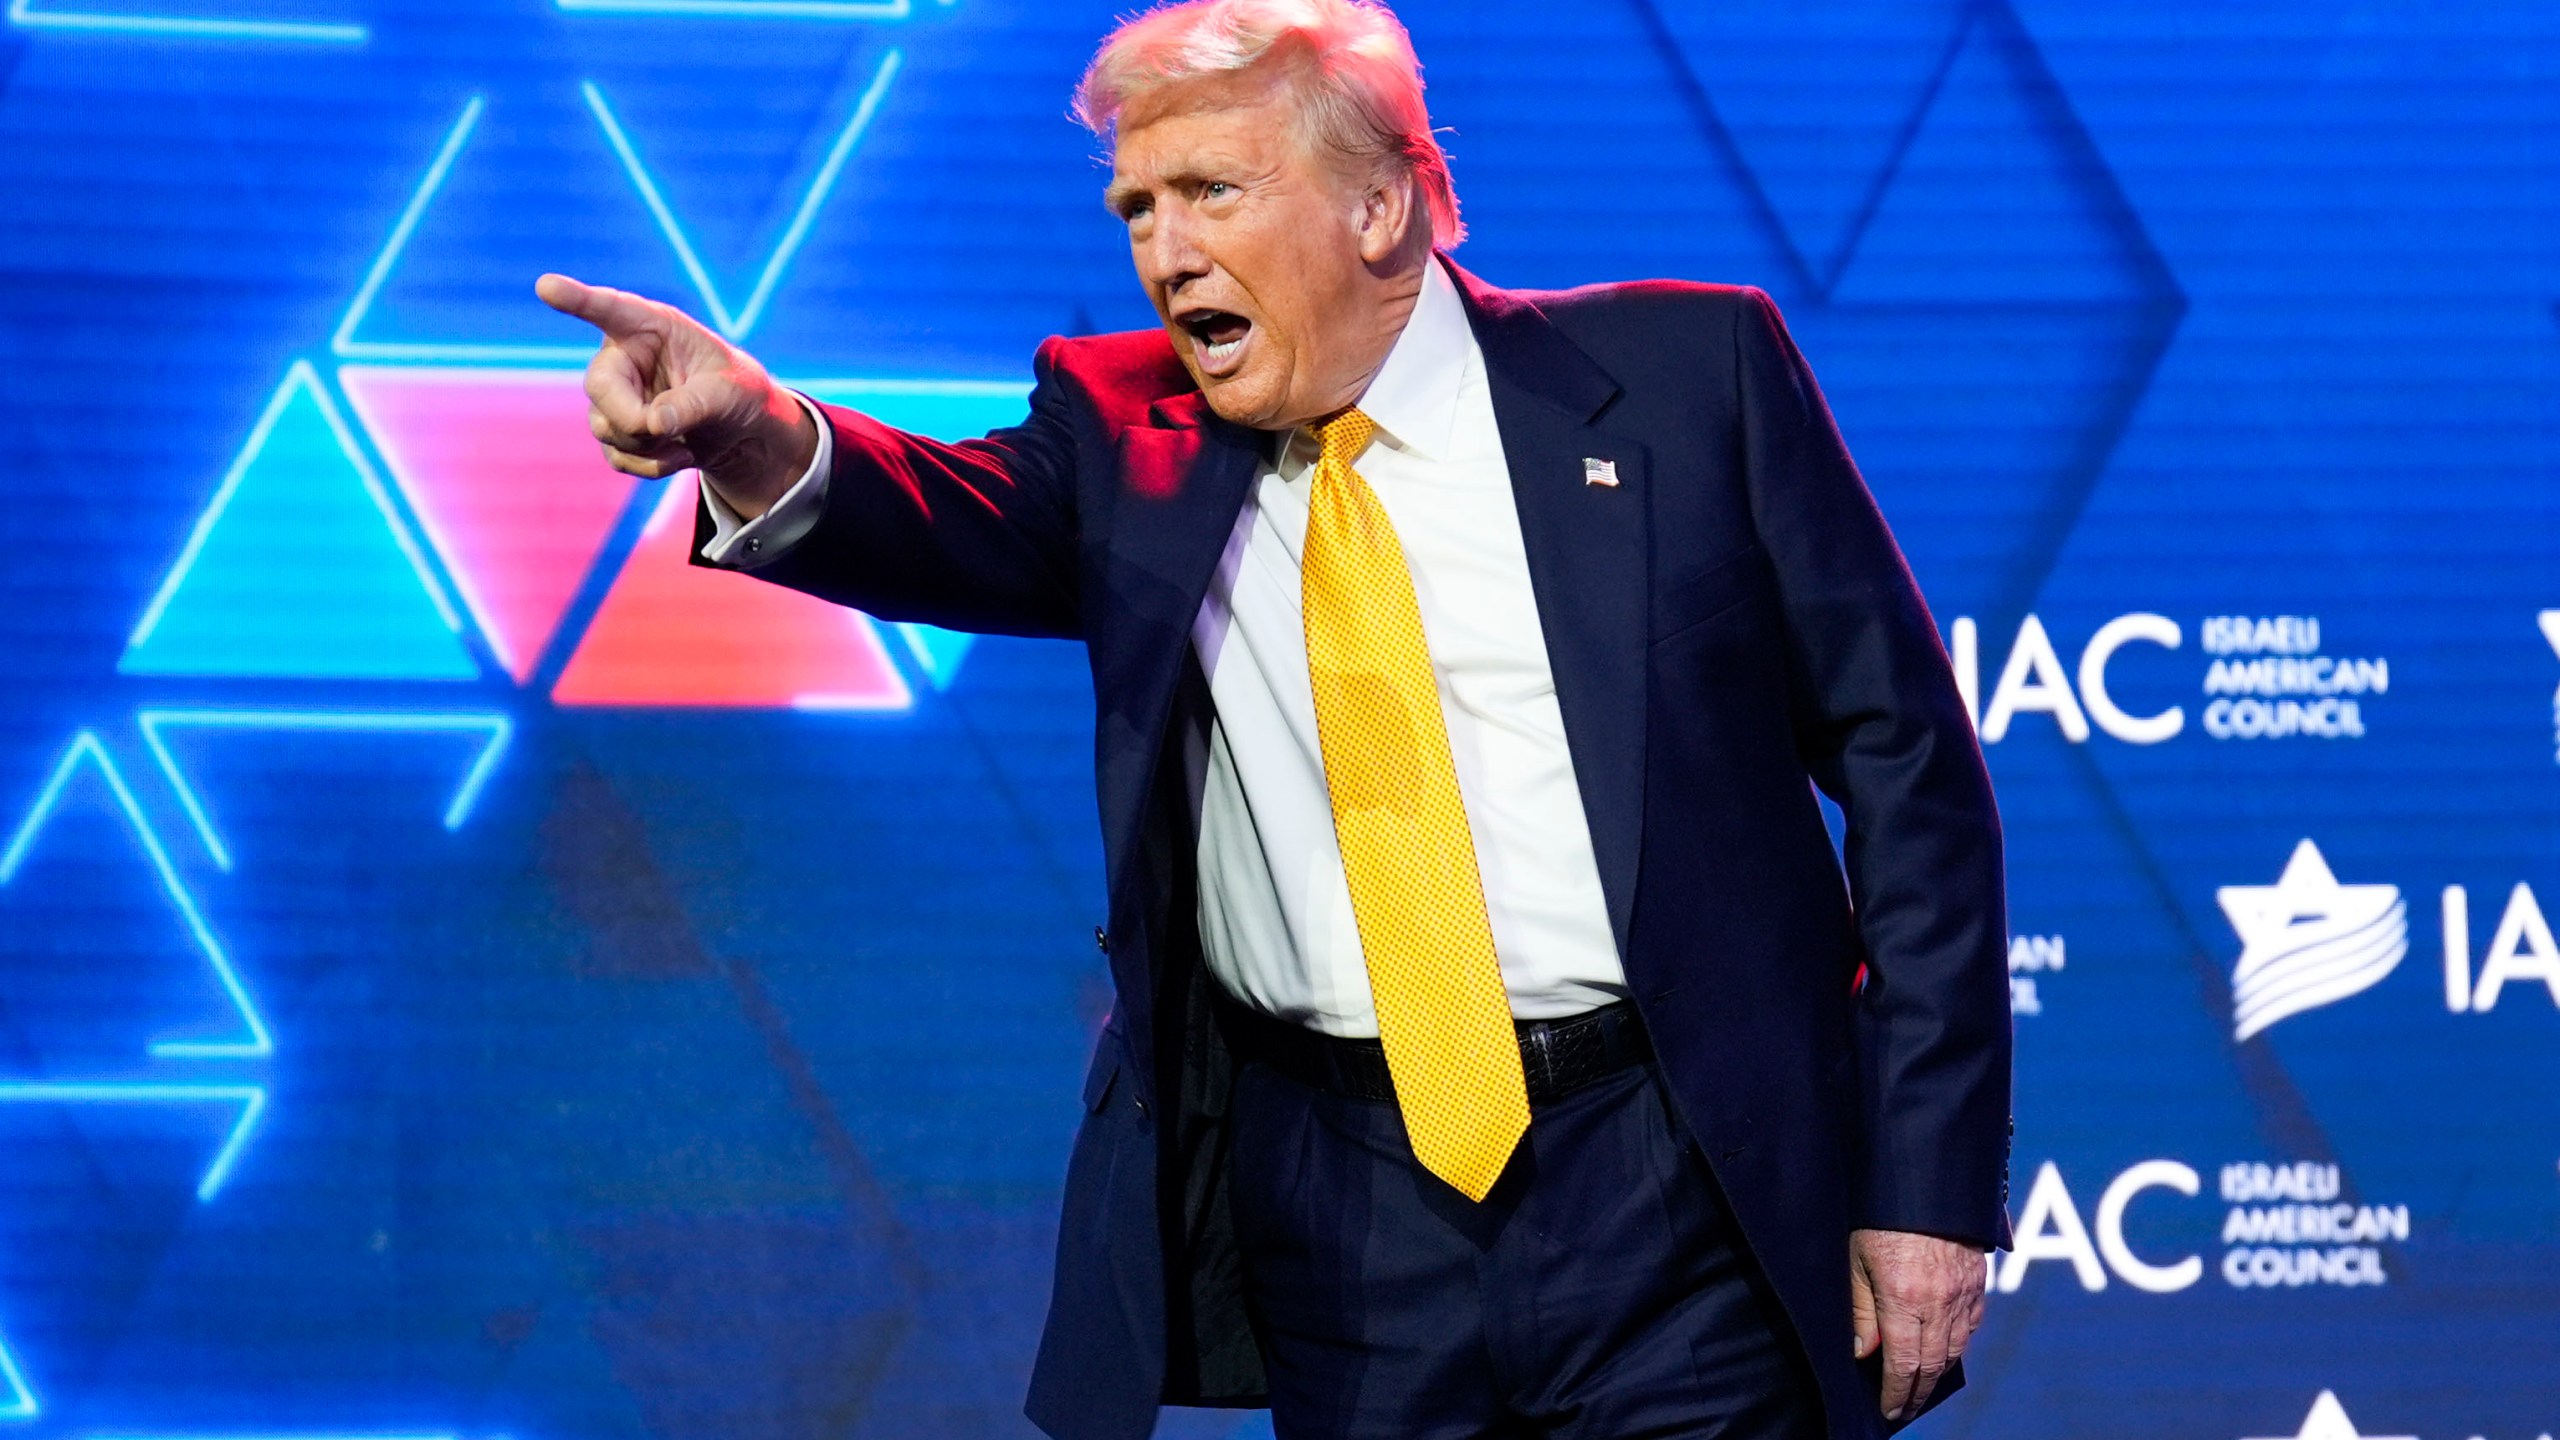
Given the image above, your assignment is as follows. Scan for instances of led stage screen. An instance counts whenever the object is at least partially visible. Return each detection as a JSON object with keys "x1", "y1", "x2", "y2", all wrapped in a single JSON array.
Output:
[{"x1": 0, "y1": 2, "x2": 2555, "y2": 1439}]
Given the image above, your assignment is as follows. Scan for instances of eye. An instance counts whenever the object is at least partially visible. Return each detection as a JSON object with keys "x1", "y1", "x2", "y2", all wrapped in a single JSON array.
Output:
[{"x1": 1202, "y1": 181, "x2": 1233, "y2": 200}]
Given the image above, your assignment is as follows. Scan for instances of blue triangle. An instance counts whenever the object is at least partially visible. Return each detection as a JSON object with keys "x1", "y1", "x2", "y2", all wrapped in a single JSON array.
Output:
[
  {"x1": 120, "y1": 363, "x2": 479, "y2": 681},
  {"x1": 891, "y1": 623, "x2": 977, "y2": 691},
  {"x1": 1651, "y1": 0, "x2": 1973, "y2": 288},
  {"x1": 574, "y1": 43, "x2": 901, "y2": 340},
  {"x1": 335, "y1": 94, "x2": 701, "y2": 362},
  {"x1": 1830, "y1": 12, "x2": 2165, "y2": 304}
]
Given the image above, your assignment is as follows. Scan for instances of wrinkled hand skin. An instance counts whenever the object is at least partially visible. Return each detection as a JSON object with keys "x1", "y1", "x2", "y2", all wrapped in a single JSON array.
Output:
[
  {"x1": 1850, "y1": 1227, "x2": 1987, "y2": 1423},
  {"x1": 533, "y1": 272, "x2": 816, "y2": 519}
]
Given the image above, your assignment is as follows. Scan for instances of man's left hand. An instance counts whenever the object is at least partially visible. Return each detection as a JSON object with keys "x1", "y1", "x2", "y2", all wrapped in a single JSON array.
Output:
[{"x1": 1849, "y1": 1227, "x2": 1986, "y2": 1423}]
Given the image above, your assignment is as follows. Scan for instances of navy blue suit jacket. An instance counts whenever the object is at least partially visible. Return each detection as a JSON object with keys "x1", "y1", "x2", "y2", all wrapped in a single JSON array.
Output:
[{"x1": 697, "y1": 260, "x2": 2013, "y2": 1440}]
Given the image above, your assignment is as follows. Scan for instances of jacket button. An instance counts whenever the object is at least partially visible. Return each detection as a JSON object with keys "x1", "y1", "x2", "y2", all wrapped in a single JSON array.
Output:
[{"x1": 1094, "y1": 925, "x2": 1111, "y2": 955}]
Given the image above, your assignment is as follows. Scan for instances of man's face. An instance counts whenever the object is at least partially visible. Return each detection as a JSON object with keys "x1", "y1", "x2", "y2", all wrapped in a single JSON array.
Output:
[{"x1": 1106, "y1": 70, "x2": 1406, "y2": 430}]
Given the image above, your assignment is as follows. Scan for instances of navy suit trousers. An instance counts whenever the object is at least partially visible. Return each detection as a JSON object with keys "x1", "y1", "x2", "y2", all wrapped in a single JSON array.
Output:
[{"x1": 1229, "y1": 1059, "x2": 1825, "y2": 1440}]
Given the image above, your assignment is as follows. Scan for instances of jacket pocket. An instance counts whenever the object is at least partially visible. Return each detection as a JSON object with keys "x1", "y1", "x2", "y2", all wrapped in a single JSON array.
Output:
[{"x1": 1652, "y1": 540, "x2": 1770, "y2": 646}]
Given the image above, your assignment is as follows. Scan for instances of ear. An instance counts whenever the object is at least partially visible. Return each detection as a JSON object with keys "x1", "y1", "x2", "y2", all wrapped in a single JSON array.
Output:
[{"x1": 1354, "y1": 171, "x2": 1421, "y2": 265}]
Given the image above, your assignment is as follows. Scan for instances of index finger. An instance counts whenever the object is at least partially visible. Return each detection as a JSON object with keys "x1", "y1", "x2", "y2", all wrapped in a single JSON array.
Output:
[
  {"x1": 535, "y1": 273, "x2": 661, "y2": 339},
  {"x1": 585, "y1": 339, "x2": 657, "y2": 438}
]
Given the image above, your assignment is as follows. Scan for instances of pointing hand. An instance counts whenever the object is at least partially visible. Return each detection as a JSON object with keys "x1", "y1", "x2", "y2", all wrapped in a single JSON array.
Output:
[{"x1": 535, "y1": 273, "x2": 816, "y2": 518}]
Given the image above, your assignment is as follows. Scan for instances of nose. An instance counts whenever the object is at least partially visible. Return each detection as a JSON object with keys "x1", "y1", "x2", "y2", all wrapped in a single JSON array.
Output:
[{"x1": 1139, "y1": 202, "x2": 1210, "y2": 297}]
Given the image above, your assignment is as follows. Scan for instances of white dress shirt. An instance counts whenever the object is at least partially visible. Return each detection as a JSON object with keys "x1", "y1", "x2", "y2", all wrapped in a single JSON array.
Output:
[{"x1": 706, "y1": 259, "x2": 1628, "y2": 1038}]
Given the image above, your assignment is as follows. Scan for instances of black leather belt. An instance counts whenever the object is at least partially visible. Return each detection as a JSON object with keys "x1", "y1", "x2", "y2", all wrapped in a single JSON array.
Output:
[{"x1": 1220, "y1": 997, "x2": 1654, "y2": 1106}]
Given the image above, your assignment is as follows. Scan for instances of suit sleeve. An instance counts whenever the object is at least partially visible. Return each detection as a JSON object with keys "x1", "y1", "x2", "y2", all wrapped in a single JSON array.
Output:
[
  {"x1": 1730, "y1": 287, "x2": 2014, "y2": 1250},
  {"x1": 688, "y1": 337, "x2": 1084, "y2": 640}
]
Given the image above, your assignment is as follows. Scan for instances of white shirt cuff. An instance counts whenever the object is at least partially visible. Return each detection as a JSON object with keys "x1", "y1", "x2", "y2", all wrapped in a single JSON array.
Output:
[{"x1": 698, "y1": 391, "x2": 834, "y2": 567}]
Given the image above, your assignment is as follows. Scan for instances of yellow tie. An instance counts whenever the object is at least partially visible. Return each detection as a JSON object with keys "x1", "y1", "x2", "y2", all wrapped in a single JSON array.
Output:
[{"x1": 1300, "y1": 408, "x2": 1530, "y2": 1202}]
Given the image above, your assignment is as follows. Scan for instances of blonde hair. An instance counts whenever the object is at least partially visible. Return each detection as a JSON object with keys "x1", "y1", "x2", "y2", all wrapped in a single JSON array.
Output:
[{"x1": 1073, "y1": 0, "x2": 1464, "y2": 248}]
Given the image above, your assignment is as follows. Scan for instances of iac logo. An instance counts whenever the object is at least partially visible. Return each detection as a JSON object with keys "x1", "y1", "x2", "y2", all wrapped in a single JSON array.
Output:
[
  {"x1": 1947, "y1": 613, "x2": 2389, "y2": 745},
  {"x1": 1994, "y1": 1157, "x2": 2411, "y2": 1295},
  {"x1": 2439, "y1": 875, "x2": 2560, "y2": 1016},
  {"x1": 2218, "y1": 841, "x2": 2408, "y2": 1041},
  {"x1": 2217, "y1": 840, "x2": 2560, "y2": 1038}
]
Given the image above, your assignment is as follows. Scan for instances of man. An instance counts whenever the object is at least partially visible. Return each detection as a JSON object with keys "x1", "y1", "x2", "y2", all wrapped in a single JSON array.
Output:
[{"x1": 536, "y1": 1, "x2": 2011, "y2": 1435}]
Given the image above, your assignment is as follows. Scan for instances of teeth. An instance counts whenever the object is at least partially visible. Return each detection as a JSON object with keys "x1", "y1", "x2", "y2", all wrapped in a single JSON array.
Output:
[{"x1": 1205, "y1": 337, "x2": 1241, "y2": 362}]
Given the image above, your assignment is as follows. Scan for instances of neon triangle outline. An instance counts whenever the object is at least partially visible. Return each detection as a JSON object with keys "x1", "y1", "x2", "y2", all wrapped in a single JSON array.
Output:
[
  {"x1": 580, "y1": 47, "x2": 901, "y2": 340},
  {"x1": 136, "y1": 709, "x2": 513, "y2": 873},
  {"x1": 5, "y1": 0, "x2": 362, "y2": 41},
  {"x1": 335, "y1": 52, "x2": 899, "y2": 360},
  {"x1": 119, "y1": 361, "x2": 478, "y2": 681},
  {"x1": 330, "y1": 97, "x2": 597, "y2": 365},
  {"x1": 1645, "y1": 0, "x2": 1974, "y2": 297},
  {"x1": 1823, "y1": 9, "x2": 2159, "y2": 306},
  {"x1": 0, "y1": 1082, "x2": 267, "y2": 1203},
  {"x1": 0, "y1": 733, "x2": 273, "y2": 1060}
]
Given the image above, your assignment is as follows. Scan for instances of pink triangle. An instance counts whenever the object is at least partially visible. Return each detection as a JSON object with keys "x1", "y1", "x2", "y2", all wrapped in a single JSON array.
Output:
[
  {"x1": 551, "y1": 474, "x2": 912, "y2": 710},
  {"x1": 339, "y1": 366, "x2": 639, "y2": 682}
]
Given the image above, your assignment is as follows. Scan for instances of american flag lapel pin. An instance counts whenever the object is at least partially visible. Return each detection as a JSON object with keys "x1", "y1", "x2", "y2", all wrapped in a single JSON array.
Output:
[{"x1": 1582, "y1": 456, "x2": 1619, "y2": 488}]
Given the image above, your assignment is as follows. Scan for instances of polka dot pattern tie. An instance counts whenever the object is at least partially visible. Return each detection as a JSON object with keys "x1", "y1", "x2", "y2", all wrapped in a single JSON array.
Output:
[{"x1": 1300, "y1": 407, "x2": 1530, "y2": 1202}]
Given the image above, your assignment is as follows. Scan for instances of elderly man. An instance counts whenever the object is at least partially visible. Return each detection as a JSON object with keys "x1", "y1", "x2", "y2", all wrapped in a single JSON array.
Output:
[{"x1": 537, "y1": 1, "x2": 2010, "y2": 1436}]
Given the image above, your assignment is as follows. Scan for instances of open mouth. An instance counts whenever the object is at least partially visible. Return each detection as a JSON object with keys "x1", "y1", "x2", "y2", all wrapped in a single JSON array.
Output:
[{"x1": 1177, "y1": 309, "x2": 1254, "y2": 377}]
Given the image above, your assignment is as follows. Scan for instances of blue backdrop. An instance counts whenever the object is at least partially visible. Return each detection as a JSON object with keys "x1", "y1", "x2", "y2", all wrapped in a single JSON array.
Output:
[{"x1": 1, "y1": 2, "x2": 2556, "y2": 1437}]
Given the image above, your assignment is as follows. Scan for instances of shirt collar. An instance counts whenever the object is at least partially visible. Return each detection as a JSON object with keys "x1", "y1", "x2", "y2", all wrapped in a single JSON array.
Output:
[{"x1": 1344, "y1": 255, "x2": 1470, "y2": 463}]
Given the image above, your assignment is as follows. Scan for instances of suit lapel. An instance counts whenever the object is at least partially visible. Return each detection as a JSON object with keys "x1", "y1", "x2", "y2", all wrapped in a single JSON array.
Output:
[
  {"x1": 1096, "y1": 392, "x2": 1262, "y2": 903},
  {"x1": 1450, "y1": 261, "x2": 1651, "y2": 956},
  {"x1": 1116, "y1": 392, "x2": 1263, "y2": 603}
]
